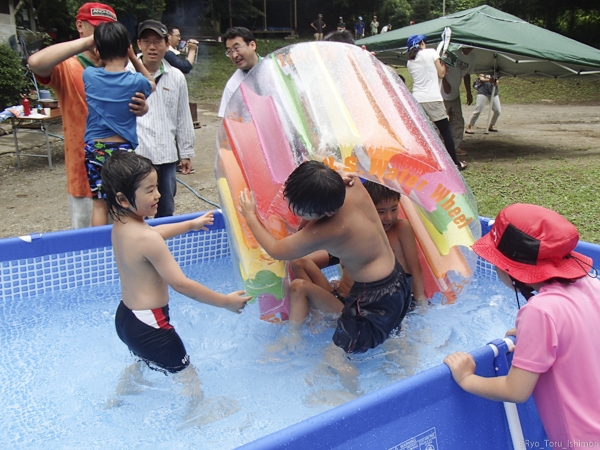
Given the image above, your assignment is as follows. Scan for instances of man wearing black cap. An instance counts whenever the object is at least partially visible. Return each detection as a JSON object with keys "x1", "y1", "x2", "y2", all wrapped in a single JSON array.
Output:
[
  {"x1": 337, "y1": 17, "x2": 346, "y2": 32},
  {"x1": 134, "y1": 19, "x2": 195, "y2": 217}
]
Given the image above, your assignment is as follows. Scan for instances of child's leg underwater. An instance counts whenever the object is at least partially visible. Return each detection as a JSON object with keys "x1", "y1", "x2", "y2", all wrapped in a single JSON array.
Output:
[
  {"x1": 266, "y1": 278, "x2": 344, "y2": 353},
  {"x1": 176, "y1": 364, "x2": 240, "y2": 430},
  {"x1": 324, "y1": 343, "x2": 359, "y2": 395},
  {"x1": 104, "y1": 360, "x2": 151, "y2": 408}
]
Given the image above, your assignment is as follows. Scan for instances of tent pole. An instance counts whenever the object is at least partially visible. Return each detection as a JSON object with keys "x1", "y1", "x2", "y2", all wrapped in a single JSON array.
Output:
[{"x1": 483, "y1": 55, "x2": 498, "y2": 135}]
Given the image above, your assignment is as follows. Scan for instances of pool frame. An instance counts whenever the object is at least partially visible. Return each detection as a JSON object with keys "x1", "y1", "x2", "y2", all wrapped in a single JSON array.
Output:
[{"x1": 2, "y1": 212, "x2": 598, "y2": 448}]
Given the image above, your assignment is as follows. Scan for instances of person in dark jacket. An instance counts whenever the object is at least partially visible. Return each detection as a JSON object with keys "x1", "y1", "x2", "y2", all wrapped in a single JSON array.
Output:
[{"x1": 164, "y1": 26, "x2": 197, "y2": 74}]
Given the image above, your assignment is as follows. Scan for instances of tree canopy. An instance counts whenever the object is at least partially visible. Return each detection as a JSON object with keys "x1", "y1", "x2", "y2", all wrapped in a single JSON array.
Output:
[{"x1": 31, "y1": 0, "x2": 600, "y2": 48}]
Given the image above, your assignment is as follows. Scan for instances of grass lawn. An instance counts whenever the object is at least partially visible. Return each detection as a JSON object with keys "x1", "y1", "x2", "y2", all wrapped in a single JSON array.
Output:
[{"x1": 187, "y1": 38, "x2": 600, "y2": 242}]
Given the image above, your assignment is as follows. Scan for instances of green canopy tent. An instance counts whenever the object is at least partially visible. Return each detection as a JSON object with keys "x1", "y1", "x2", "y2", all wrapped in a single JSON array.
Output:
[{"x1": 357, "y1": 5, "x2": 600, "y2": 79}]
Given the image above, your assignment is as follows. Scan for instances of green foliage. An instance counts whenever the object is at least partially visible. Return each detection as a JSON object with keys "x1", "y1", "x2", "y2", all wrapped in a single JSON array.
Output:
[
  {"x1": 410, "y1": 0, "x2": 433, "y2": 23},
  {"x1": 36, "y1": 0, "x2": 167, "y2": 40},
  {"x1": 380, "y1": 0, "x2": 412, "y2": 27},
  {"x1": 110, "y1": 0, "x2": 167, "y2": 21},
  {"x1": 397, "y1": 66, "x2": 600, "y2": 104},
  {"x1": 492, "y1": 78, "x2": 600, "y2": 105},
  {"x1": 0, "y1": 45, "x2": 27, "y2": 111},
  {"x1": 463, "y1": 160, "x2": 600, "y2": 243},
  {"x1": 35, "y1": 0, "x2": 80, "y2": 40},
  {"x1": 487, "y1": 0, "x2": 600, "y2": 47},
  {"x1": 429, "y1": 0, "x2": 483, "y2": 16},
  {"x1": 213, "y1": 0, "x2": 264, "y2": 22}
]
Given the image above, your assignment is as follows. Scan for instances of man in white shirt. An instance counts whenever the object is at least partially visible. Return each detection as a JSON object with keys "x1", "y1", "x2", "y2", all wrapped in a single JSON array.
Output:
[
  {"x1": 218, "y1": 27, "x2": 260, "y2": 118},
  {"x1": 441, "y1": 46, "x2": 475, "y2": 155},
  {"x1": 135, "y1": 20, "x2": 195, "y2": 217}
]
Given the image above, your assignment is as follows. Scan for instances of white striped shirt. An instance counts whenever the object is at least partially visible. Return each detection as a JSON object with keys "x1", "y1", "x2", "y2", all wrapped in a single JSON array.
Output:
[{"x1": 135, "y1": 59, "x2": 195, "y2": 164}]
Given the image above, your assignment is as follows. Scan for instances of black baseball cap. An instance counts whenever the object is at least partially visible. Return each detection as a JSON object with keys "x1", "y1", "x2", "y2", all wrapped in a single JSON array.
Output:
[{"x1": 138, "y1": 19, "x2": 168, "y2": 38}]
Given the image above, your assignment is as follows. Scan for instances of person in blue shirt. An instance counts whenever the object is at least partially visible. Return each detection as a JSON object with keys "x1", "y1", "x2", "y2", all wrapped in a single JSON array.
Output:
[
  {"x1": 83, "y1": 21, "x2": 155, "y2": 226},
  {"x1": 354, "y1": 16, "x2": 365, "y2": 40}
]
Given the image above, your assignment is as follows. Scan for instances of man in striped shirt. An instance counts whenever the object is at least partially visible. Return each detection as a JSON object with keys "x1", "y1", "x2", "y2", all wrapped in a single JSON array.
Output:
[{"x1": 134, "y1": 20, "x2": 195, "y2": 217}]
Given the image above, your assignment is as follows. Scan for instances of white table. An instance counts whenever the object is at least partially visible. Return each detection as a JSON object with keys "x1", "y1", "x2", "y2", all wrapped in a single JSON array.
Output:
[{"x1": 10, "y1": 110, "x2": 62, "y2": 169}]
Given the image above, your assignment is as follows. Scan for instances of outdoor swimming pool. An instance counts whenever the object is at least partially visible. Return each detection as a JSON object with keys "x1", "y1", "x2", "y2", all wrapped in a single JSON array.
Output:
[
  {"x1": 0, "y1": 212, "x2": 565, "y2": 448},
  {"x1": 2, "y1": 261, "x2": 519, "y2": 448}
]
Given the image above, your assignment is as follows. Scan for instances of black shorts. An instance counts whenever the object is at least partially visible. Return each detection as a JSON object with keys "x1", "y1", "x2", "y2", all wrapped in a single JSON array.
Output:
[
  {"x1": 332, "y1": 261, "x2": 411, "y2": 354},
  {"x1": 115, "y1": 301, "x2": 190, "y2": 374},
  {"x1": 328, "y1": 253, "x2": 341, "y2": 267}
]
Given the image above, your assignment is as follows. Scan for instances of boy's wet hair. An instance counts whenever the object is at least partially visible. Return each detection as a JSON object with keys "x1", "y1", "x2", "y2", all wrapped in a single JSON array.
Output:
[
  {"x1": 94, "y1": 21, "x2": 131, "y2": 62},
  {"x1": 284, "y1": 161, "x2": 345, "y2": 217},
  {"x1": 223, "y1": 27, "x2": 256, "y2": 45},
  {"x1": 102, "y1": 152, "x2": 156, "y2": 221},
  {"x1": 363, "y1": 181, "x2": 400, "y2": 205},
  {"x1": 323, "y1": 30, "x2": 355, "y2": 44}
]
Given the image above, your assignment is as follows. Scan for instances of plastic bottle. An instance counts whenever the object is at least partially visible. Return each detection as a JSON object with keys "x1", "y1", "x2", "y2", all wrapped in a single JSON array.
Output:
[{"x1": 22, "y1": 97, "x2": 31, "y2": 116}]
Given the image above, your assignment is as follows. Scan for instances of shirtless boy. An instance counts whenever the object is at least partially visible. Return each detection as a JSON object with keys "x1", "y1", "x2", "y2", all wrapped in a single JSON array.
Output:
[
  {"x1": 290, "y1": 181, "x2": 427, "y2": 322},
  {"x1": 363, "y1": 181, "x2": 427, "y2": 304},
  {"x1": 101, "y1": 151, "x2": 250, "y2": 424},
  {"x1": 239, "y1": 161, "x2": 412, "y2": 354}
]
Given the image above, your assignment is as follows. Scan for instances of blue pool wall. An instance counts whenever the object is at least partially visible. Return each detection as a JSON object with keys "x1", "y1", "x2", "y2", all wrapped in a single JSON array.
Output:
[
  {"x1": 0, "y1": 213, "x2": 229, "y2": 300},
  {"x1": 240, "y1": 339, "x2": 548, "y2": 449},
  {"x1": 2, "y1": 213, "x2": 600, "y2": 449}
]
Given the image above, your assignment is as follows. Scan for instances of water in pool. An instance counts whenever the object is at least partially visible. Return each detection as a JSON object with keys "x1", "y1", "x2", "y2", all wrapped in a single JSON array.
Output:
[{"x1": 0, "y1": 258, "x2": 518, "y2": 448}]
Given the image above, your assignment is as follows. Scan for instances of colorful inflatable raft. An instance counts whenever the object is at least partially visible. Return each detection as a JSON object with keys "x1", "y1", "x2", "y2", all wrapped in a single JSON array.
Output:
[{"x1": 215, "y1": 42, "x2": 481, "y2": 321}]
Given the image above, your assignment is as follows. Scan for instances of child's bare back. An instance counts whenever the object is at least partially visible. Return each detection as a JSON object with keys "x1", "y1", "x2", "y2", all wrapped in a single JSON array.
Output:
[
  {"x1": 299, "y1": 179, "x2": 396, "y2": 283},
  {"x1": 239, "y1": 161, "x2": 412, "y2": 354}
]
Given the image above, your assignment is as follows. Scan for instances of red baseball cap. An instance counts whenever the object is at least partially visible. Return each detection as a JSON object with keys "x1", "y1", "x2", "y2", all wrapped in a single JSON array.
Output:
[
  {"x1": 76, "y1": 3, "x2": 117, "y2": 26},
  {"x1": 472, "y1": 204, "x2": 592, "y2": 284}
]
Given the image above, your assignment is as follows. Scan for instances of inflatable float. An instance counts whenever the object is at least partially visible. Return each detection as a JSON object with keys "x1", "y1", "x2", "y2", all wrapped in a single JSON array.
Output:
[{"x1": 215, "y1": 42, "x2": 481, "y2": 322}]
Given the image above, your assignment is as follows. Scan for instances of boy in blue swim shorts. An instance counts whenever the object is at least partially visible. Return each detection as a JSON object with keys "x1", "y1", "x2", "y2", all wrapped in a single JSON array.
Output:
[
  {"x1": 83, "y1": 21, "x2": 155, "y2": 227},
  {"x1": 102, "y1": 151, "x2": 250, "y2": 425}
]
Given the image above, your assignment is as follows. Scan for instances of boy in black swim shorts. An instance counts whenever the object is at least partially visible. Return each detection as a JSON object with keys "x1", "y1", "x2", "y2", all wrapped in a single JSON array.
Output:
[
  {"x1": 288, "y1": 178, "x2": 429, "y2": 337},
  {"x1": 239, "y1": 161, "x2": 411, "y2": 356},
  {"x1": 101, "y1": 152, "x2": 250, "y2": 424}
]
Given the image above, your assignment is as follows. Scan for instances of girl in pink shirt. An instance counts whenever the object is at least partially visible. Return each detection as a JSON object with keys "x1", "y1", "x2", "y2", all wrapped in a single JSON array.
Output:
[{"x1": 445, "y1": 203, "x2": 600, "y2": 445}]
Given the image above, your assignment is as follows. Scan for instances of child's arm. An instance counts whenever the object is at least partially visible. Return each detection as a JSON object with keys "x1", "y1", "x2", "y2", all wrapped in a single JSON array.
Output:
[
  {"x1": 444, "y1": 352, "x2": 539, "y2": 403},
  {"x1": 128, "y1": 46, "x2": 156, "y2": 93},
  {"x1": 143, "y1": 230, "x2": 251, "y2": 312},
  {"x1": 154, "y1": 211, "x2": 214, "y2": 241},
  {"x1": 238, "y1": 189, "x2": 323, "y2": 261}
]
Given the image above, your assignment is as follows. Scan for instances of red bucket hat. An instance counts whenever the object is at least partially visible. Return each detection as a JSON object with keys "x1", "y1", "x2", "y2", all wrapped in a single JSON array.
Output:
[
  {"x1": 472, "y1": 204, "x2": 592, "y2": 284},
  {"x1": 76, "y1": 3, "x2": 117, "y2": 26}
]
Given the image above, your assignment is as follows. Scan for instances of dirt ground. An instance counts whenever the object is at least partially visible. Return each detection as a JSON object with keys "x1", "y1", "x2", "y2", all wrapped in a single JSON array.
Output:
[{"x1": 1, "y1": 102, "x2": 599, "y2": 239}]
